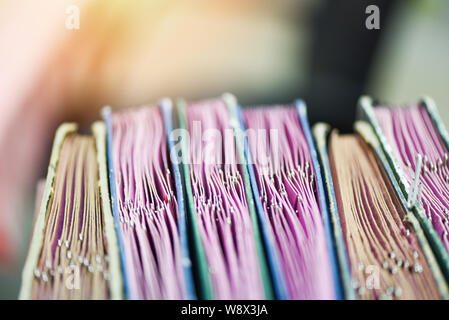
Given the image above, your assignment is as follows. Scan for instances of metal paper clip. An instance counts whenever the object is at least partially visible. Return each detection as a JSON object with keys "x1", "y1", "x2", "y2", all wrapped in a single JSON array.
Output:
[{"x1": 407, "y1": 154, "x2": 423, "y2": 209}]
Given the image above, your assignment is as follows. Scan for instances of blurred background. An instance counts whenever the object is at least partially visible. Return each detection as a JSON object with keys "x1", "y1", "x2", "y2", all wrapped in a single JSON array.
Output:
[{"x1": 0, "y1": 0, "x2": 448, "y2": 299}]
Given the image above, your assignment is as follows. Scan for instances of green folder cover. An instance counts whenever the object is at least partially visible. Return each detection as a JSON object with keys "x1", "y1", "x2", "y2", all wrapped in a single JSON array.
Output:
[
  {"x1": 357, "y1": 96, "x2": 449, "y2": 289},
  {"x1": 176, "y1": 96, "x2": 274, "y2": 299}
]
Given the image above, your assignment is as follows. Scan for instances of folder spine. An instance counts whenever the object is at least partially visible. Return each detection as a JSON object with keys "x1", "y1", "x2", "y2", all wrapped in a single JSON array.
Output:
[
  {"x1": 232, "y1": 103, "x2": 289, "y2": 300},
  {"x1": 19, "y1": 123, "x2": 78, "y2": 300},
  {"x1": 225, "y1": 94, "x2": 275, "y2": 300},
  {"x1": 176, "y1": 100, "x2": 214, "y2": 300},
  {"x1": 296, "y1": 100, "x2": 343, "y2": 300},
  {"x1": 312, "y1": 123, "x2": 356, "y2": 300}
]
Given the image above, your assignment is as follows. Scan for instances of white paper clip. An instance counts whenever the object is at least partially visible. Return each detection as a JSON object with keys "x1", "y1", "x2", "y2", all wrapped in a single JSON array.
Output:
[{"x1": 407, "y1": 154, "x2": 423, "y2": 209}]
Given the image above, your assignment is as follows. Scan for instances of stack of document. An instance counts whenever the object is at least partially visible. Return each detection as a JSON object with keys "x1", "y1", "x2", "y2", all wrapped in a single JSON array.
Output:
[{"x1": 19, "y1": 94, "x2": 449, "y2": 300}]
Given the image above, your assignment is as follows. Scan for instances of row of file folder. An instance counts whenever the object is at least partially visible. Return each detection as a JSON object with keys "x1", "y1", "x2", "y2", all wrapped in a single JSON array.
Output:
[{"x1": 19, "y1": 94, "x2": 449, "y2": 299}]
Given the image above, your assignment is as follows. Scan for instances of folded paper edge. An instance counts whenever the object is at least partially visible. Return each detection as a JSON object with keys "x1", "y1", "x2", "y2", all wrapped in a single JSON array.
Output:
[{"x1": 159, "y1": 98, "x2": 197, "y2": 300}]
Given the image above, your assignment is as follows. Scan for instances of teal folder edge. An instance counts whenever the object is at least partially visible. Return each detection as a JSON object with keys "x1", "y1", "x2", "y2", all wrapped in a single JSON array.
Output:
[
  {"x1": 312, "y1": 123, "x2": 356, "y2": 300},
  {"x1": 159, "y1": 99, "x2": 197, "y2": 300},
  {"x1": 175, "y1": 100, "x2": 214, "y2": 300},
  {"x1": 175, "y1": 96, "x2": 275, "y2": 299},
  {"x1": 357, "y1": 96, "x2": 449, "y2": 284},
  {"x1": 102, "y1": 107, "x2": 130, "y2": 299},
  {"x1": 421, "y1": 97, "x2": 449, "y2": 156}
]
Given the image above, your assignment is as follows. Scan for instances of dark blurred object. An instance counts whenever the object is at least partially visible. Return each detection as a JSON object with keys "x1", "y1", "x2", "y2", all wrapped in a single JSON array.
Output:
[{"x1": 306, "y1": 0, "x2": 398, "y2": 132}]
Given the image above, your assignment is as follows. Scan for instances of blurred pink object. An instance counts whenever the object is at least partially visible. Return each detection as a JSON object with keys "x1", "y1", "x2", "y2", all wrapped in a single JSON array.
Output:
[
  {"x1": 0, "y1": 0, "x2": 305, "y2": 265},
  {"x1": 0, "y1": 0, "x2": 76, "y2": 263}
]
